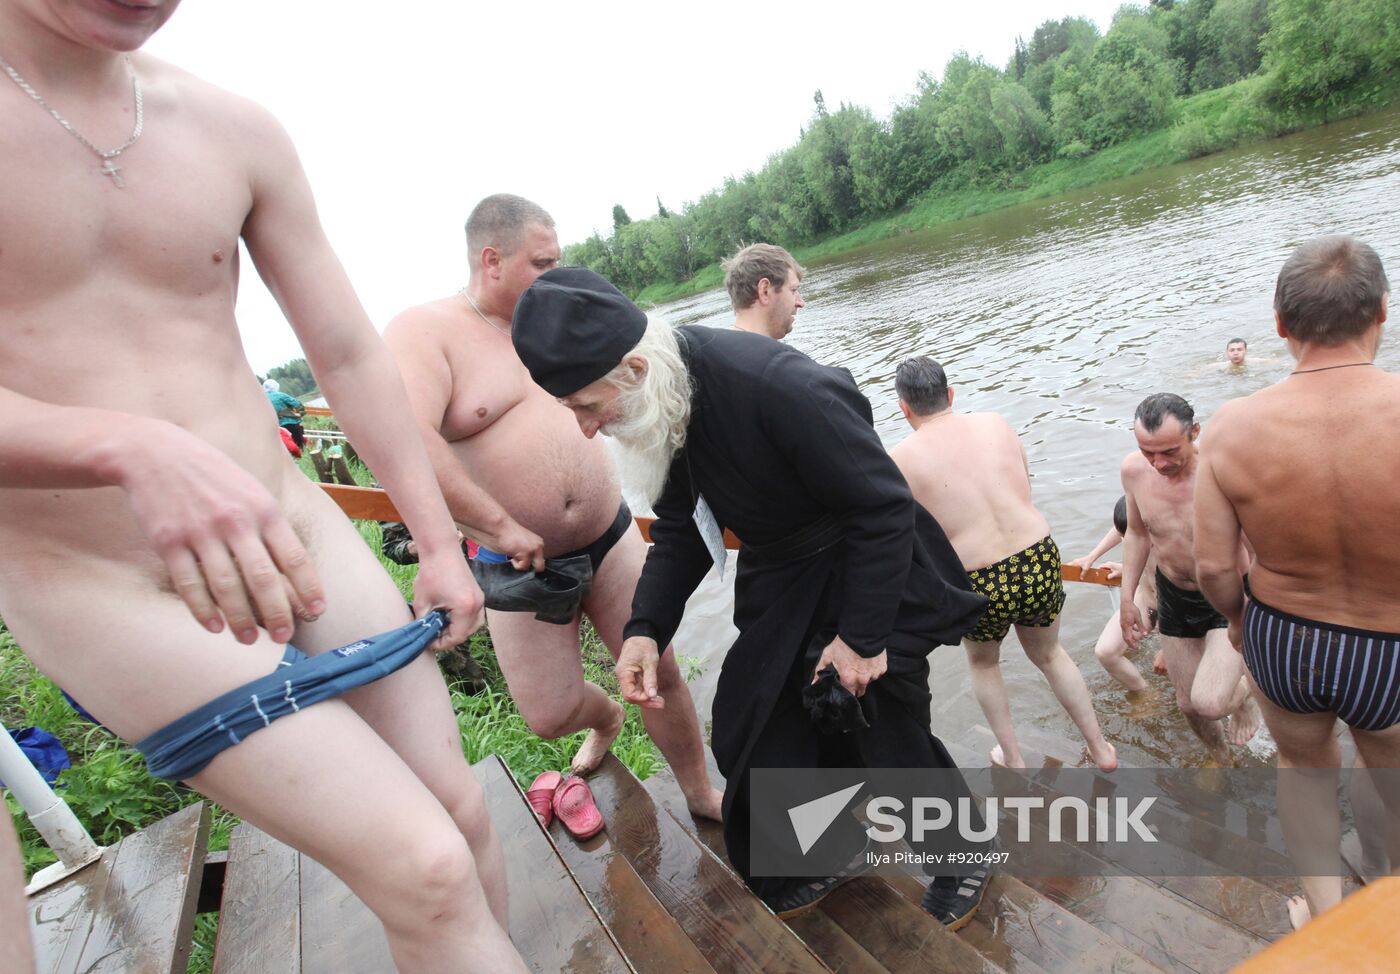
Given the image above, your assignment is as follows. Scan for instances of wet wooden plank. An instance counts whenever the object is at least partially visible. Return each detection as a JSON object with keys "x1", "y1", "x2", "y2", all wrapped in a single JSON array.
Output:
[
  {"x1": 941, "y1": 739, "x2": 1270, "y2": 973},
  {"x1": 298, "y1": 853, "x2": 391, "y2": 974},
  {"x1": 588, "y1": 754, "x2": 828, "y2": 974},
  {"x1": 546, "y1": 820, "x2": 717, "y2": 973},
  {"x1": 785, "y1": 909, "x2": 889, "y2": 974},
  {"x1": 817, "y1": 877, "x2": 1008, "y2": 974},
  {"x1": 211, "y1": 824, "x2": 300, "y2": 974},
  {"x1": 31, "y1": 801, "x2": 208, "y2": 974},
  {"x1": 477, "y1": 756, "x2": 632, "y2": 973},
  {"x1": 643, "y1": 766, "x2": 728, "y2": 860}
]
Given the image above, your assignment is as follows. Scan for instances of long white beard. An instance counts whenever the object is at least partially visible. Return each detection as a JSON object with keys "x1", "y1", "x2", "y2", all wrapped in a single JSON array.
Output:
[{"x1": 605, "y1": 384, "x2": 687, "y2": 508}]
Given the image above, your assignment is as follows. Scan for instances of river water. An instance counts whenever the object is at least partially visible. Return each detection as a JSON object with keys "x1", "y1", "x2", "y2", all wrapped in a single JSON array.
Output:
[{"x1": 655, "y1": 105, "x2": 1400, "y2": 768}]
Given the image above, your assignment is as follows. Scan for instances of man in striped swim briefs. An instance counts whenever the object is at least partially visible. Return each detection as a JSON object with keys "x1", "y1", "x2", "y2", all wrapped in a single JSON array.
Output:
[{"x1": 1195, "y1": 234, "x2": 1400, "y2": 930}]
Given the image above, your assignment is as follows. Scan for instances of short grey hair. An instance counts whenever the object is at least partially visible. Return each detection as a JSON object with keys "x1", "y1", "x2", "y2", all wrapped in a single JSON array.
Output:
[
  {"x1": 895, "y1": 356, "x2": 949, "y2": 416},
  {"x1": 1274, "y1": 236, "x2": 1389, "y2": 346},
  {"x1": 465, "y1": 194, "x2": 555, "y2": 258},
  {"x1": 1135, "y1": 393, "x2": 1194, "y2": 434}
]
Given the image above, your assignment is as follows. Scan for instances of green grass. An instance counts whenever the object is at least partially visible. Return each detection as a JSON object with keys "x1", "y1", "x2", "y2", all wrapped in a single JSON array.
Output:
[
  {"x1": 633, "y1": 76, "x2": 1400, "y2": 308},
  {"x1": 2, "y1": 499, "x2": 678, "y2": 972}
]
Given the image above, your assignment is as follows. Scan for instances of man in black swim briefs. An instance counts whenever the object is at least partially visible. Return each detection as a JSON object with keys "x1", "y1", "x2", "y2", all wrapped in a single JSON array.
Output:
[
  {"x1": 1196, "y1": 235, "x2": 1400, "y2": 929},
  {"x1": 385, "y1": 195, "x2": 721, "y2": 816},
  {"x1": 1121, "y1": 393, "x2": 1261, "y2": 766}
]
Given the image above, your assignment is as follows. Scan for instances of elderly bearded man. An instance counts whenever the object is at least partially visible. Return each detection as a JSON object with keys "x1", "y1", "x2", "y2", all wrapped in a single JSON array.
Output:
[{"x1": 511, "y1": 268, "x2": 991, "y2": 927}]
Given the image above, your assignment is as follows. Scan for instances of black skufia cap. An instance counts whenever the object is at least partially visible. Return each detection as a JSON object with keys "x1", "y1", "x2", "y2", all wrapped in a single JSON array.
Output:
[{"x1": 512, "y1": 267, "x2": 647, "y2": 397}]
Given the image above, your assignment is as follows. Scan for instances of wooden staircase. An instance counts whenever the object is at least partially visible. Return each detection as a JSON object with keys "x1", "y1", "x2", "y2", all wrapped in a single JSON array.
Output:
[{"x1": 30, "y1": 726, "x2": 1330, "y2": 973}]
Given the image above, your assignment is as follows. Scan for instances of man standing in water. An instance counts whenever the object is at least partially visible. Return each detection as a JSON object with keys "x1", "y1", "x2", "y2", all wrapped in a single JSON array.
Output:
[
  {"x1": 385, "y1": 195, "x2": 721, "y2": 817},
  {"x1": 889, "y1": 357, "x2": 1117, "y2": 770},
  {"x1": 0, "y1": 2, "x2": 527, "y2": 970},
  {"x1": 1120, "y1": 394, "x2": 1260, "y2": 765},
  {"x1": 1196, "y1": 235, "x2": 1400, "y2": 928},
  {"x1": 511, "y1": 269, "x2": 990, "y2": 926},
  {"x1": 724, "y1": 243, "x2": 806, "y2": 340},
  {"x1": 1226, "y1": 338, "x2": 1249, "y2": 370}
]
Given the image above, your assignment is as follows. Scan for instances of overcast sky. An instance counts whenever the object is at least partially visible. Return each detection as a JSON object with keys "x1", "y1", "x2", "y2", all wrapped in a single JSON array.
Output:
[{"x1": 146, "y1": 0, "x2": 1126, "y2": 374}]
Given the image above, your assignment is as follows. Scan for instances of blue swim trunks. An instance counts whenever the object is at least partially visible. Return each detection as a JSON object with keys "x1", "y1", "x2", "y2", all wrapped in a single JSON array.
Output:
[{"x1": 136, "y1": 611, "x2": 446, "y2": 782}]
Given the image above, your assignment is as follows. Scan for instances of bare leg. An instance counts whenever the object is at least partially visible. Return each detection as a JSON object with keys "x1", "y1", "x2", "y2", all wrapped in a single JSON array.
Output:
[
  {"x1": 585, "y1": 527, "x2": 722, "y2": 820},
  {"x1": 1017, "y1": 621, "x2": 1117, "y2": 770},
  {"x1": 1350, "y1": 723, "x2": 1400, "y2": 882},
  {"x1": 1247, "y1": 678, "x2": 1343, "y2": 930},
  {"x1": 1348, "y1": 751, "x2": 1392, "y2": 882},
  {"x1": 1191, "y1": 629, "x2": 1258, "y2": 749},
  {"x1": 1093, "y1": 609, "x2": 1149, "y2": 693},
  {"x1": 1160, "y1": 634, "x2": 1231, "y2": 765},
  {"x1": 13, "y1": 583, "x2": 527, "y2": 974},
  {"x1": 488, "y1": 607, "x2": 625, "y2": 775},
  {"x1": 0, "y1": 809, "x2": 35, "y2": 974},
  {"x1": 963, "y1": 637, "x2": 1025, "y2": 769}
]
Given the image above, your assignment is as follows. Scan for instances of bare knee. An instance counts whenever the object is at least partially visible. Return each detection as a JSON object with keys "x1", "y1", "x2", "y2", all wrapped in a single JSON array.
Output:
[
  {"x1": 1023, "y1": 641, "x2": 1063, "y2": 670},
  {"x1": 520, "y1": 692, "x2": 587, "y2": 740},
  {"x1": 1190, "y1": 685, "x2": 1233, "y2": 721},
  {"x1": 381, "y1": 833, "x2": 480, "y2": 929},
  {"x1": 1176, "y1": 690, "x2": 1203, "y2": 718},
  {"x1": 1094, "y1": 639, "x2": 1124, "y2": 667},
  {"x1": 964, "y1": 641, "x2": 1002, "y2": 670}
]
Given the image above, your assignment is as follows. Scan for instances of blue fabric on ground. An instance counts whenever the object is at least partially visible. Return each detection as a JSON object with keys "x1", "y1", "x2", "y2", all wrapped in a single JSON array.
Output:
[
  {"x1": 135, "y1": 611, "x2": 446, "y2": 782},
  {"x1": 61, "y1": 690, "x2": 102, "y2": 727},
  {"x1": 1, "y1": 726, "x2": 71, "y2": 787}
]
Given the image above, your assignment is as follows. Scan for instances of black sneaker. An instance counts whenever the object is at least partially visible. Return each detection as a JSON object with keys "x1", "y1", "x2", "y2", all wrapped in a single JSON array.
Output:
[
  {"x1": 764, "y1": 873, "x2": 854, "y2": 920},
  {"x1": 921, "y1": 862, "x2": 991, "y2": 931}
]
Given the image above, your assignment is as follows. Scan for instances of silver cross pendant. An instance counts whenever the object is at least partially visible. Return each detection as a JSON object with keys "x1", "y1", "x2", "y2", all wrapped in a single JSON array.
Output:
[{"x1": 100, "y1": 158, "x2": 124, "y2": 188}]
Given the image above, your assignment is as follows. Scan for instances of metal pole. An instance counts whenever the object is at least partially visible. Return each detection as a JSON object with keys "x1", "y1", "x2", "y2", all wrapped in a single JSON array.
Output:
[{"x1": 0, "y1": 720, "x2": 101, "y2": 881}]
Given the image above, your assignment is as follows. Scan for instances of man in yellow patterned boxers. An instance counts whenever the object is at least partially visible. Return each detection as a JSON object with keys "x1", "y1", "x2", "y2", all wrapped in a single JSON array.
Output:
[{"x1": 891, "y1": 358, "x2": 1117, "y2": 770}]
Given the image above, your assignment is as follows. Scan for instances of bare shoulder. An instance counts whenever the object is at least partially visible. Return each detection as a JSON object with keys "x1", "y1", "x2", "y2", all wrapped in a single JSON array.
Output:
[
  {"x1": 385, "y1": 297, "x2": 460, "y2": 344},
  {"x1": 132, "y1": 53, "x2": 288, "y2": 143},
  {"x1": 1120, "y1": 449, "x2": 1148, "y2": 486}
]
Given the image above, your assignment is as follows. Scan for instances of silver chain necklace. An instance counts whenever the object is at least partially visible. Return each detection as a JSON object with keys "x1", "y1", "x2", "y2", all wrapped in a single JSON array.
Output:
[
  {"x1": 459, "y1": 288, "x2": 512, "y2": 338},
  {"x1": 0, "y1": 52, "x2": 143, "y2": 187}
]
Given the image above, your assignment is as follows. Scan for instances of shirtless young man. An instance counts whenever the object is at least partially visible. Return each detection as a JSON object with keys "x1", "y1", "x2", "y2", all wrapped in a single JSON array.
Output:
[
  {"x1": 385, "y1": 195, "x2": 721, "y2": 818},
  {"x1": 1195, "y1": 235, "x2": 1400, "y2": 928},
  {"x1": 0, "y1": 4, "x2": 526, "y2": 970},
  {"x1": 1120, "y1": 393, "x2": 1259, "y2": 766},
  {"x1": 1225, "y1": 337, "x2": 1248, "y2": 370},
  {"x1": 889, "y1": 358, "x2": 1116, "y2": 770},
  {"x1": 725, "y1": 243, "x2": 805, "y2": 340}
]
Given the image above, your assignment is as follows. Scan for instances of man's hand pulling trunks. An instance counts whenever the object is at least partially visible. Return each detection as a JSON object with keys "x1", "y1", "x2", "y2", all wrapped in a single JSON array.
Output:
[
  {"x1": 813, "y1": 637, "x2": 887, "y2": 697},
  {"x1": 617, "y1": 636, "x2": 664, "y2": 709},
  {"x1": 412, "y1": 548, "x2": 485, "y2": 649},
  {"x1": 115, "y1": 421, "x2": 325, "y2": 645},
  {"x1": 475, "y1": 518, "x2": 547, "y2": 573}
]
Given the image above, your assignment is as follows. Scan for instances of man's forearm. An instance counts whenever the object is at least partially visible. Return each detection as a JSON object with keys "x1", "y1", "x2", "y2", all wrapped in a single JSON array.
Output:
[
  {"x1": 1120, "y1": 530, "x2": 1147, "y2": 606},
  {"x1": 1197, "y1": 563, "x2": 1245, "y2": 625}
]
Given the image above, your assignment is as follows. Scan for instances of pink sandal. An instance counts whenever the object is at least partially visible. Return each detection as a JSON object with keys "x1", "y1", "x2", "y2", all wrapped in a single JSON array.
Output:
[
  {"x1": 552, "y1": 775, "x2": 605, "y2": 840},
  {"x1": 525, "y1": 771, "x2": 563, "y2": 829}
]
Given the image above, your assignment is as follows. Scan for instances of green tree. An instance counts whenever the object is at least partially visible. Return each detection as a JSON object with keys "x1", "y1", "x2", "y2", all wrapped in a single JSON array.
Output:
[
  {"x1": 265, "y1": 358, "x2": 315, "y2": 399},
  {"x1": 611, "y1": 204, "x2": 632, "y2": 233},
  {"x1": 1023, "y1": 16, "x2": 1101, "y2": 110},
  {"x1": 1190, "y1": 0, "x2": 1269, "y2": 90},
  {"x1": 1262, "y1": 0, "x2": 1400, "y2": 112}
]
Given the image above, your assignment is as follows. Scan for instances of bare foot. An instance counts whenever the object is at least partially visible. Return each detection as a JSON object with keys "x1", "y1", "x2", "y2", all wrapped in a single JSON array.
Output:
[
  {"x1": 571, "y1": 700, "x2": 625, "y2": 775},
  {"x1": 1089, "y1": 740, "x2": 1118, "y2": 772},
  {"x1": 1286, "y1": 895, "x2": 1313, "y2": 930},
  {"x1": 990, "y1": 744, "x2": 1026, "y2": 770},
  {"x1": 1152, "y1": 650, "x2": 1168, "y2": 676},
  {"x1": 685, "y1": 786, "x2": 725, "y2": 822},
  {"x1": 1227, "y1": 696, "x2": 1262, "y2": 746}
]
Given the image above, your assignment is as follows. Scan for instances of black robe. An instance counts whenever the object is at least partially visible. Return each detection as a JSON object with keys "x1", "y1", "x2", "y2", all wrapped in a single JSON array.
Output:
[{"x1": 622, "y1": 326, "x2": 987, "y2": 887}]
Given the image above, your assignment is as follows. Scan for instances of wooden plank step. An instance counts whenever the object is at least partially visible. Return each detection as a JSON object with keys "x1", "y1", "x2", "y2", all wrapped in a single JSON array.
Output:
[
  {"x1": 958, "y1": 729, "x2": 1293, "y2": 943},
  {"x1": 587, "y1": 754, "x2": 830, "y2": 974},
  {"x1": 647, "y1": 765, "x2": 1008, "y2": 973},
  {"x1": 31, "y1": 801, "x2": 209, "y2": 974},
  {"x1": 942, "y1": 739, "x2": 1271, "y2": 973},
  {"x1": 818, "y1": 878, "x2": 1009, "y2": 974},
  {"x1": 542, "y1": 786, "x2": 718, "y2": 972},
  {"x1": 212, "y1": 823, "x2": 300, "y2": 974},
  {"x1": 211, "y1": 757, "x2": 631, "y2": 972},
  {"x1": 646, "y1": 767, "x2": 902, "y2": 974}
]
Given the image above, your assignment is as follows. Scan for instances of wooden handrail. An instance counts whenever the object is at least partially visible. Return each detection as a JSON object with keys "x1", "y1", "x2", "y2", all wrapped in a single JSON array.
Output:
[
  {"x1": 303, "y1": 406, "x2": 333, "y2": 417},
  {"x1": 319, "y1": 483, "x2": 1120, "y2": 587},
  {"x1": 1230, "y1": 877, "x2": 1400, "y2": 973}
]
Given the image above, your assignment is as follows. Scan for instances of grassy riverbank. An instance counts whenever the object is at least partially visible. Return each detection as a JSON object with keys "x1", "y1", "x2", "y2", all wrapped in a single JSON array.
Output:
[
  {"x1": 2, "y1": 510, "x2": 670, "y2": 971},
  {"x1": 633, "y1": 75, "x2": 1399, "y2": 308}
]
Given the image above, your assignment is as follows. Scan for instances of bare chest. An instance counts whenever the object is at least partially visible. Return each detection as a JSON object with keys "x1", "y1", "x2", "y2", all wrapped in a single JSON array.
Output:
[{"x1": 439, "y1": 345, "x2": 546, "y2": 440}]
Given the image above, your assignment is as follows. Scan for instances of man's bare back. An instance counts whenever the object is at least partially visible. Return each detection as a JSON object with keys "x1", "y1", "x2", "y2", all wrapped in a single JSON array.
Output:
[
  {"x1": 891, "y1": 411, "x2": 1049, "y2": 570},
  {"x1": 1202, "y1": 368, "x2": 1400, "y2": 630}
]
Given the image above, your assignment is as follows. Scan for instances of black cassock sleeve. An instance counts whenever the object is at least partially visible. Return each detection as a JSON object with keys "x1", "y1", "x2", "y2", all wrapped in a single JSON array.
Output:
[
  {"x1": 622, "y1": 453, "x2": 714, "y2": 651},
  {"x1": 758, "y1": 357, "x2": 915, "y2": 658}
]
